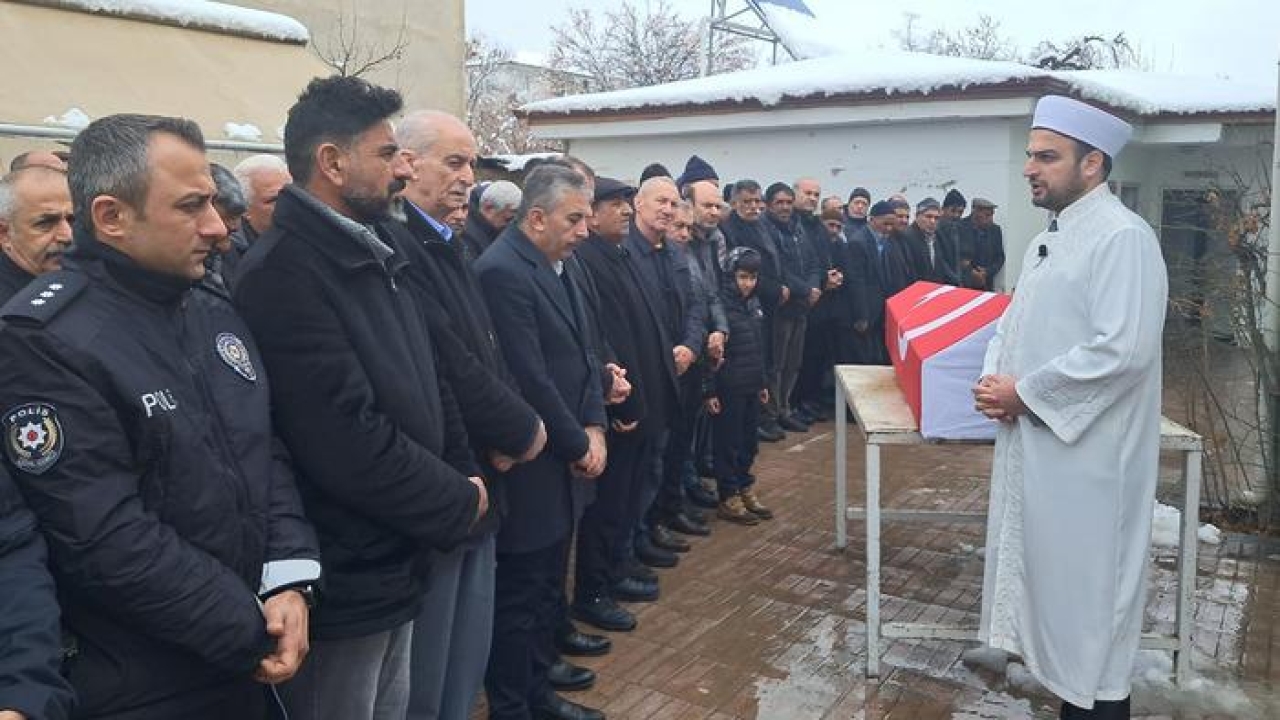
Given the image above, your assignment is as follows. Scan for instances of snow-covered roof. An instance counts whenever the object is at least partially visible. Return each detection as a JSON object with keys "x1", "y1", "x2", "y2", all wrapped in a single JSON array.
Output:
[
  {"x1": 521, "y1": 50, "x2": 1274, "y2": 119},
  {"x1": 42, "y1": 0, "x2": 309, "y2": 44},
  {"x1": 485, "y1": 152, "x2": 560, "y2": 172}
]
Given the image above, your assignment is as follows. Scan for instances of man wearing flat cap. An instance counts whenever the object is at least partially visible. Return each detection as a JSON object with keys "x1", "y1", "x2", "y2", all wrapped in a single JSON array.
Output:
[
  {"x1": 973, "y1": 95, "x2": 1168, "y2": 720},
  {"x1": 955, "y1": 197, "x2": 1005, "y2": 290},
  {"x1": 848, "y1": 199, "x2": 912, "y2": 364}
]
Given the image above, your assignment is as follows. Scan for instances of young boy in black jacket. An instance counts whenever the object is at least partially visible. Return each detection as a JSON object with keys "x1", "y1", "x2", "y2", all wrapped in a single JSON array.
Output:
[{"x1": 704, "y1": 247, "x2": 774, "y2": 525}]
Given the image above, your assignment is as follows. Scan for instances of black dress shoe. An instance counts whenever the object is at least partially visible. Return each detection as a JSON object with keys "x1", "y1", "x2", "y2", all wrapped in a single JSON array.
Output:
[
  {"x1": 649, "y1": 525, "x2": 691, "y2": 553},
  {"x1": 681, "y1": 506, "x2": 709, "y2": 524},
  {"x1": 625, "y1": 559, "x2": 658, "y2": 583},
  {"x1": 778, "y1": 413, "x2": 810, "y2": 432},
  {"x1": 571, "y1": 595, "x2": 637, "y2": 632},
  {"x1": 548, "y1": 659, "x2": 595, "y2": 692},
  {"x1": 668, "y1": 512, "x2": 711, "y2": 537},
  {"x1": 757, "y1": 424, "x2": 785, "y2": 442},
  {"x1": 557, "y1": 628, "x2": 611, "y2": 657},
  {"x1": 611, "y1": 575, "x2": 659, "y2": 602},
  {"x1": 792, "y1": 407, "x2": 817, "y2": 425},
  {"x1": 635, "y1": 536, "x2": 679, "y2": 568},
  {"x1": 687, "y1": 483, "x2": 720, "y2": 509},
  {"x1": 534, "y1": 691, "x2": 606, "y2": 720}
]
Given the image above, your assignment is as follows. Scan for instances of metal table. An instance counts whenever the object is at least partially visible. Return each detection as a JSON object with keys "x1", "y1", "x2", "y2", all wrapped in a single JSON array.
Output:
[{"x1": 833, "y1": 365, "x2": 1203, "y2": 683}]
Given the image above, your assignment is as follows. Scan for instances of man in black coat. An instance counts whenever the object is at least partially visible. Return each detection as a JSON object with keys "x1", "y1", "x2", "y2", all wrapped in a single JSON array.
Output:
[
  {"x1": 573, "y1": 177, "x2": 678, "y2": 633},
  {"x1": 476, "y1": 165, "x2": 608, "y2": 720},
  {"x1": 850, "y1": 200, "x2": 916, "y2": 364},
  {"x1": 0, "y1": 114, "x2": 320, "y2": 719},
  {"x1": 762, "y1": 182, "x2": 822, "y2": 434},
  {"x1": 235, "y1": 78, "x2": 485, "y2": 720},
  {"x1": 900, "y1": 197, "x2": 960, "y2": 285},
  {"x1": 0, "y1": 165, "x2": 74, "y2": 299},
  {"x1": 393, "y1": 111, "x2": 547, "y2": 720},
  {"x1": 626, "y1": 177, "x2": 708, "y2": 565},
  {"x1": 463, "y1": 180, "x2": 521, "y2": 263},
  {"x1": 0, "y1": 468, "x2": 73, "y2": 720},
  {"x1": 955, "y1": 197, "x2": 1006, "y2": 290}
]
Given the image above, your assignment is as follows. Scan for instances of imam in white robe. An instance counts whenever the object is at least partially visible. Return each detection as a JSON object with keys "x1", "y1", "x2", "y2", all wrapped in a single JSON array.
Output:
[{"x1": 978, "y1": 183, "x2": 1168, "y2": 708}]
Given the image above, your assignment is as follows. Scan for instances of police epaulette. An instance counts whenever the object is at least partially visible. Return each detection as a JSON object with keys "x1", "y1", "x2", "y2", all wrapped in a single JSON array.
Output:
[{"x1": 0, "y1": 271, "x2": 88, "y2": 326}]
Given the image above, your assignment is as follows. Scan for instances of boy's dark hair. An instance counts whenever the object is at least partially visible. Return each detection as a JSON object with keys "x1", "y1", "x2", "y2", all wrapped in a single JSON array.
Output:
[
  {"x1": 726, "y1": 246, "x2": 762, "y2": 274},
  {"x1": 284, "y1": 76, "x2": 404, "y2": 185}
]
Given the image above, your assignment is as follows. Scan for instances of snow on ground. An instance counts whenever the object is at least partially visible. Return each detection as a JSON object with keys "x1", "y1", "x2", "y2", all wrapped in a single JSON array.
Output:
[
  {"x1": 42, "y1": 107, "x2": 91, "y2": 130},
  {"x1": 1151, "y1": 501, "x2": 1223, "y2": 548},
  {"x1": 223, "y1": 122, "x2": 263, "y2": 142},
  {"x1": 56, "y1": 1, "x2": 308, "y2": 43}
]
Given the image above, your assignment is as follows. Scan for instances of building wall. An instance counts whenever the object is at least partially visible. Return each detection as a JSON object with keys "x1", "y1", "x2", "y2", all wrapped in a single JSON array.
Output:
[{"x1": 249, "y1": 0, "x2": 466, "y2": 114}]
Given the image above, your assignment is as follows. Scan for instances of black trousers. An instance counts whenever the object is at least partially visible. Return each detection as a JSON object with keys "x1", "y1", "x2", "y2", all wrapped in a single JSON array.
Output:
[
  {"x1": 485, "y1": 533, "x2": 571, "y2": 719},
  {"x1": 650, "y1": 375, "x2": 699, "y2": 525},
  {"x1": 711, "y1": 389, "x2": 760, "y2": 498},
  {"x1": 574, "y1": 430, "x2": 650, "y2": 602},
  {"x1": 1061, "y1": 697, "x2": 1130, "y2": 719}
]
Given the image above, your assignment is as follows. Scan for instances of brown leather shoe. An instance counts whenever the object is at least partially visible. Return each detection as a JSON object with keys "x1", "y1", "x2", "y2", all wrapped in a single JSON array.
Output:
[
  {"x1": 740, "y1": 490, "x2": 773, "y2": 520},
  {"x1": 717, "y1": 494, "x2": 760, "y2": 525}
]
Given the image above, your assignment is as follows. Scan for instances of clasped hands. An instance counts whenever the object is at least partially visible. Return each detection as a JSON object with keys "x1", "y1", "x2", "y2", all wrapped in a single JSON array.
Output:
[{"x1": 972, "y1": 374, "x2": 1027, "y2": 424}]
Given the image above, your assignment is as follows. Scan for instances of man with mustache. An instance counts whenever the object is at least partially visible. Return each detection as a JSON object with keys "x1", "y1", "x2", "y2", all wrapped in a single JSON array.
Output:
[
  {"x1": 235, "y1": 76, "x2": 488, "y2": 720},
  {"x1": 0, "y1": 165, "x2": 74, "y2": 300}
]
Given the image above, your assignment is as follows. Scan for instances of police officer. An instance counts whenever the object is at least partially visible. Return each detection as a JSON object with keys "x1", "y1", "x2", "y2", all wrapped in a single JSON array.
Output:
[
  {"x1": 0, "y1": 114, "x2": 321, "y2": 719},
  {"x1": 0, "y1": 467, "x2": 73, "y2": 720}
]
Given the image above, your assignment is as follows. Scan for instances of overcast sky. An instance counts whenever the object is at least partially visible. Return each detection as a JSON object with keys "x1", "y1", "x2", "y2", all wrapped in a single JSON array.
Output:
[{"x1": 466, "y1": 0, "x2": 1280, "y2": 85}]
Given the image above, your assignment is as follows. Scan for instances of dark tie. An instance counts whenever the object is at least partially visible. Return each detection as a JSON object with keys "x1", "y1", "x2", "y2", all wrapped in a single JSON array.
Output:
[{"x1": 1048, "y1": 219, "x2": 1059, "y2": 232}]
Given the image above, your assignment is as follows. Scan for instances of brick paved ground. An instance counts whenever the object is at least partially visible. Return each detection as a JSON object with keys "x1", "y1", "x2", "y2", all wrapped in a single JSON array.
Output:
[{"x1": 500, "y1": 422, "x2": 1280, "y2": 719}]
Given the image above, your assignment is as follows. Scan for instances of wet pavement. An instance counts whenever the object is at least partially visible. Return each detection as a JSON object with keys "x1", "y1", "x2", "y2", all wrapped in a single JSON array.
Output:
[{"x1": 526, "y1": 425, "x2": 1280, "y2": 719}]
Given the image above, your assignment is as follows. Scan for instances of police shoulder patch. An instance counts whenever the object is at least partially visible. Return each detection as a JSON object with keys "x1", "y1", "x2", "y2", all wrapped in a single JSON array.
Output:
[
  {"x1": 0, "y1": 270, "x2": 88, "y2": 327},
  {"x1": 4, "y1": 403, "x2": 64, "y2": 475},
  {"x1": 215, "y1": 332, "x2": 258, "y2": 382}
]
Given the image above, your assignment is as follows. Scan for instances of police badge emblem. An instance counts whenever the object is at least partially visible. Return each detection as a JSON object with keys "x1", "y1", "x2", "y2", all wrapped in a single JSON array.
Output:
[
  {"x1": 216, "y1": 332, "x2": 258, "y2": 382},
  {"x1": 4, "y1": 402, "x2": 64, "y2": 475}
]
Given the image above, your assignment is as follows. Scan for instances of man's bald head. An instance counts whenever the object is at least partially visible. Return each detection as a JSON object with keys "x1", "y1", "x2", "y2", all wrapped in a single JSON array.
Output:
[
  {"x1": 794, "y1": 177, "x2": 821, "y2": 213},
  {"x1": 10, "y1": 150, "x2": 67, "y2": 173},
  {"x1": 396, "y1": 110, "x2": 477, "y2": 219}
]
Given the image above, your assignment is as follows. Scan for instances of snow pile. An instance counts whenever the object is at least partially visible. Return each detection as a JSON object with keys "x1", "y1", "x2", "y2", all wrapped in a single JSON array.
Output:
[
  {"x1": 224, "y1": 122, "x2": 263, "y2": 142},
  {"x1": 1132, "y1": 650, "x2": 1267, "y2": 719},
  {"x1": 42, "y1": 107, "x2": 91, "y2": 130},
  {"x1": 1150, "y1": 502, "x2": 1222, "y2": 548},
  {"x1": 524, "y1": 50, "x2": 1043, "y2": 115},
  {"x1": 756, "y1": 1, "x2": 840, "y2": 60},
  {"x1": 54, "y1": 1, "x2": 308, "y2": 43}
]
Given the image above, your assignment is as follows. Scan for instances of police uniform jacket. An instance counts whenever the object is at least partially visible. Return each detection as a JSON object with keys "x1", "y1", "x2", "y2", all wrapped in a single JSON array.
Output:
[
  {"x1": 0, "y1": 234, "x2": 319, "y2": 718},
  {"x1": 234, "y1": 186, "x2": 481, "y2": 640},
  {"x1": 0, "y1": 468, "x2": 73, "y2": 720}
]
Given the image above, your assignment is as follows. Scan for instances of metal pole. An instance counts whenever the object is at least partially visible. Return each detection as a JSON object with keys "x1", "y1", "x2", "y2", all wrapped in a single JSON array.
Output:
[
  {"x1": 1263, "y1": 60, "x2": 1280, "y2": 352},
  {"x1": 1264, "y1": 60, "x2": 1280, "y2": 522}
]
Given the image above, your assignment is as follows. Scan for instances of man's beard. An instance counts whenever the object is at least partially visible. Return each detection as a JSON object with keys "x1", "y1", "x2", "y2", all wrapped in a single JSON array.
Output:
[
  {"x1": 344, "y1": 179, "x2": 406, "y2": 223},
  {"x1": 1032, "y1": 172, "x2": 1089, "y2": 213}
]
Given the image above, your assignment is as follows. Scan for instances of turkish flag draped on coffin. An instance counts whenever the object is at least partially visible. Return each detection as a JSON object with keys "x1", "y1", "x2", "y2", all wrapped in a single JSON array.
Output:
[{"x1": 885, "y1": 282, "x2": 1011, "y2": 440}]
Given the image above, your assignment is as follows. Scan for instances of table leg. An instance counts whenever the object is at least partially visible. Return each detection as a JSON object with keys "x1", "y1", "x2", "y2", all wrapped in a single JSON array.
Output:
[
  {"x1": 1175, "y1": 448, "x2": 1202, "y2": 686},
  {"x1": 866, "y1": 442, "x2": 881, "y2": 678},
  {"x1": 836, "y1": 380, "x2": 847, "y2": 551}
]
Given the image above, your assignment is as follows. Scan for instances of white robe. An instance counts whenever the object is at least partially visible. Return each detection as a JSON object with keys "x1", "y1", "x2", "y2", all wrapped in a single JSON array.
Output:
[{"x1": 978, "y1": 184, "x2": 1168, "y2": 708}]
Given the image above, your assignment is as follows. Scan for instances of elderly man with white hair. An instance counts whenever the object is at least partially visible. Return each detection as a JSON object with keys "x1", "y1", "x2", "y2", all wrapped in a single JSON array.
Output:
[
  {"x1": 463, "y1": 180, "x2": 521, "y2": 262},
  {"x1": 224, "y1": 154, "x2": 290, "y2": 285}
]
